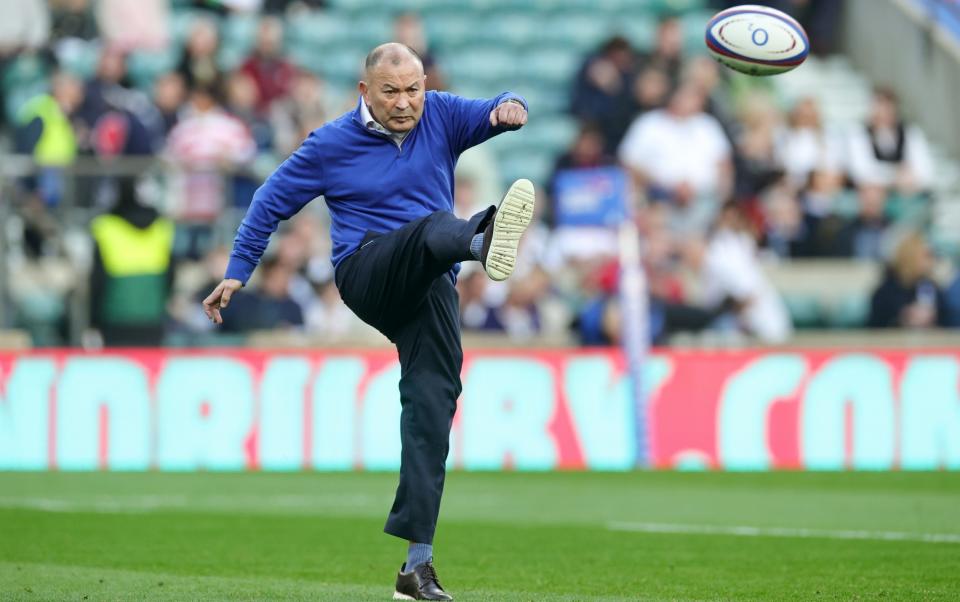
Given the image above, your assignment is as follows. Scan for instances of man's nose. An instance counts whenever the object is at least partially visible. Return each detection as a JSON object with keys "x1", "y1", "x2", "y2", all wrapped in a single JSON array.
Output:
[{"x1": 394, "y1": 96, "x2": 409, "y2": 110}]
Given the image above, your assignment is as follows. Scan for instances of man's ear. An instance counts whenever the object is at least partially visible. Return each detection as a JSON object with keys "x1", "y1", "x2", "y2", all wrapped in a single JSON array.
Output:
[{"x1": 358, "y1": 80, "x2": 368, "y2": 102}]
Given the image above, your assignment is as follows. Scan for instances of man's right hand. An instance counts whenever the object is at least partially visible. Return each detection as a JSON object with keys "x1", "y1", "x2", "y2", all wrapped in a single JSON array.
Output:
[{"x1": 202, "y1": 279, "x2": 243, "y2": 325}]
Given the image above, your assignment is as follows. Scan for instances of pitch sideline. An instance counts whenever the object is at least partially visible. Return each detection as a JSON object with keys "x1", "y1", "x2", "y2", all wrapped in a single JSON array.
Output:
[{"x1": 608, "y1": 521, "x2": 960, "y2": 544}]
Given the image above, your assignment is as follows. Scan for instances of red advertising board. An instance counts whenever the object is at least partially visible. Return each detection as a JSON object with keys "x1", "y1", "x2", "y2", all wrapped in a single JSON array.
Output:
[{"x1": 1, "y1": 349, "x2": 957, "y2": 471}]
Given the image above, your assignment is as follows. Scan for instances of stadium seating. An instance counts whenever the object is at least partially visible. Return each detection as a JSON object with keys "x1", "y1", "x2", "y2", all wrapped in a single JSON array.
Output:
[
  {"x1": 142, "y1": 0, "x2": 719, "y2": 194},
  {"x1": 4, "y1": 0, "x2": 960, "y2": 348}
]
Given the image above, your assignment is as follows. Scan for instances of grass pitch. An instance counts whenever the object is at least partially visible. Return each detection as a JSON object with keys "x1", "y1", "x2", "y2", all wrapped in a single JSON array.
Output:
[{"x1": 1, "y1": 471, "x2": 958, "y2": 601}]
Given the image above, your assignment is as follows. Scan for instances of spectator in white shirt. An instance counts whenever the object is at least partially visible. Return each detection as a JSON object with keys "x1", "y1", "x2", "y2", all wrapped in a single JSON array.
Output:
[
  {"x1": 847, "y1": 86, "x2": 933, "y2": 196},
  {"x1": 618, "y1": 83, "x2": 733, "y2": 234},
  {"x1": 695, "y1": 202, "x2": 793, "y2": 343},
  {"x1": 776, "y1": 96, "x2": 843, "y2": 189},
  {"x1": 0, "y1": 0, "x2": 49, "y2": 55}
]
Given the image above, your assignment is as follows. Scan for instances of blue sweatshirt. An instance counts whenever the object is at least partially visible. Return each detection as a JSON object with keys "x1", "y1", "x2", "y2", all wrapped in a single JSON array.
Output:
[{"x1": 225, "y1": 90, "x2": 527, "y2": 284}]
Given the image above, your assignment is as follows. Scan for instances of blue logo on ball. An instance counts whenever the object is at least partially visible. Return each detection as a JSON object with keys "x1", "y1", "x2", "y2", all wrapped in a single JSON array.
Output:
[{"x1": 751, "y1": 27, "x2": 769, "y2": 46}]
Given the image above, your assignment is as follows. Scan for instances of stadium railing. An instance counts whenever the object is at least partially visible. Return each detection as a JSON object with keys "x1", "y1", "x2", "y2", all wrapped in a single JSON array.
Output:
[{"x1": 0, "y1": 155, "x2": 247, "y2": 344}]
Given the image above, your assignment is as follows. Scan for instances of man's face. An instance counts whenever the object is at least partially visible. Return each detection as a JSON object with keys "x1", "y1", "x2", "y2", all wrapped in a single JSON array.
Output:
[
  {"x1": 359, "y1": 59, "x2": 426, "y2": 133},
  {"x1": 668, "y1": 86, "x2": 704, "y2": 119}
]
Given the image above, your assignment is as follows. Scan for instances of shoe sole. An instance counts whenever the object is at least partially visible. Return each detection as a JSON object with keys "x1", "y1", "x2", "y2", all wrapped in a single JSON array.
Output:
[
  {"x1": 485, "y1": 178, "x2": 535, "y2": 282},
  {"x1": 393, "y1": 592, "x2": 416, "y2": 600}
]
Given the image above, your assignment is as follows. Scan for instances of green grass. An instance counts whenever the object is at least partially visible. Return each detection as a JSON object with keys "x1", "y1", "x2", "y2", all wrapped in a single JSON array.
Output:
[{"x1": 1, "y1": 472, "x2": 959, "y2": 600}]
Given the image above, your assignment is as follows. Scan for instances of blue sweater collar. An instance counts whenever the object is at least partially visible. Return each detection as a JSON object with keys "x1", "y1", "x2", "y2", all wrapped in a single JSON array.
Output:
[{"x1": 351, "y1": 95, "x2": 421, "y2": 142}]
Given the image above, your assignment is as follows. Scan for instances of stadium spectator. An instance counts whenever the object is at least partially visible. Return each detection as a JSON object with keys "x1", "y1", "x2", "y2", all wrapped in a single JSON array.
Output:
[
  {"x1": 269, "y1": 70, "x2": 339, "y2": 156},
  {"x1": 681, "y1": 55, "x2": 735, "y2": 135},
  {"x1": 776, "y1": 97, "x2": 843, "y2": 189},
  {"x1": 801, "y1": 168, "x2": 846, "y2": 219},
  {"x1": 261, "y1": 0, "x2": 327, "y2": 15},
  {"x1": 96, "y1": 0, "x2": 169, "y2": 51},
  {"x1": 164, "y1": 83, "x2": 256, "y2": 254},
  {"x1": 219, "y1": 0, "x2": 264, "y2": 13},
  {"x1": 497, "y1": 266, "x2": 550, "y2": 340},
  {"x1": 225, "y1": 69, "x2": 275, "y2": 207},
  {"x1": 637, "y1": 14, "x2": 684, "y2": 86},
  {"x1": 164, "y1": 82, "x2": 257, "y2": 213},
  {"x1": 188, "y1": 0, "x2": 272, "y2": 15},
  {"x1": 240, "y1": 17, "x2": 295, "y2": 114},
  {"x1": 174, "y1": 245, "x2": 231, "y2": 334},
  {"x1": 834, "y1": 184, "x2": 891, "y2": 260},
  {"x1": 219, "y1": 256, "x2": 304, "y2": 333},
  {"x1": 271, "y1": 231, "x2": 313, "y2": 310},
  {"x1": 761, "y1": 182, "x2": 825, "y2": 258},
  {"x1": 14, "y1": 71, "x2": 82, "y2": 206},
  {"x1": 454, "y1": 147, "x2": 504, "y2": 220},
  {"x1": 545, "y1": 123, "x2": 617, "y2": 228},
  {"x1": 618, "y1": 83, "x2": 733, "y2": 234},
  {"x1": 50, "y1": 0, "x2": 98, "y2": 44},
  {"x1": 393, "y1": 12, "x2": 445, "y2": 92},
  {"x1": 152, "y1": 72, "x2": 187, "y2": 135},
  {"x1": 0, "y1": 0, "x2": 50, "y2": 54},
  {"x1": 732, "y1": 92, "x2": 783, "y2": 201},
  {"x1": 944, "y1": 273, "x2": 960, "y2": 328},
  {"x1": 847, "y1": 86, "x2": 934, "y2": 196},
  {"x1": 15, "y1": 71, "x2": 81, "y2": 167},
  {"x1": 304, "y1": 277, "x2": 360, "y2": 340},
  {"x1": 789, "y1": 168, "x2": 849, "y2": 257},
  {"x1": 694, "y1": 202, "x2": 792, "y2": 343},
  {"x1": 570, "y1": 36, "x2": 638, "y2": 153},
  {"x1": 574, "y1": 257, "x2": 726, "y2": 346},
  {"x1": 458, "y1": 267, "x2": 504, "y2": 332},
  {"x1": 630, "y1": 65, "x2": 670, "y2": 115},
  {"x1": 177, "y1": 17, "x2": 222, "y2": 90},
  {"x1": 89, "y1": 177, "x2": 174, "y2": 346},
  {"x1": 286, "y1": 209, "x2": 334, "y2": 283},
  {"x1": 80, "y1": 46, "x2": 162, "y2": 155},
  {"x1": 868, "y1": 233, "x2": 948, "y2": 328},
  {"x1": 225, "y1": 70, "x2": 273, "y2": 152}
]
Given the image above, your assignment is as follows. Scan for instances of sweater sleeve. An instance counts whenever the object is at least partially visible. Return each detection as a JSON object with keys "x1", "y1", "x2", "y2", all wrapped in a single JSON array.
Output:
[
  {"x1": 436, "y1": 91, "x2": 528, "y2": 155},
  {"x1": 225, "y1": 131, "x2": 325, "y2": 284}
]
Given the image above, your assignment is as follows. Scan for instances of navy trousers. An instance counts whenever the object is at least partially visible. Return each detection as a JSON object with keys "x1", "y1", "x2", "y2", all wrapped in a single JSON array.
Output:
[{"x1": 334, "y1": 207, "x2": 494, "y2": 544}]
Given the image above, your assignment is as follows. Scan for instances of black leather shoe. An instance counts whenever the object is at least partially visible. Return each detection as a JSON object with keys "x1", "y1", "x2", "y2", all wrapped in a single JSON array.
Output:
[{"x1": 393, "y1": 561, "x2": 453, "y2": 601}]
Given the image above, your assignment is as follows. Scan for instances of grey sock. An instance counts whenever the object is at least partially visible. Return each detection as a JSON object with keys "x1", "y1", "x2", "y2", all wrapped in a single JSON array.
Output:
[
  {"x1": 406, "y1": 542, "x2": 433, "y2": 571},
  {"x1": 470, "y1": 232, "x2": 484, "y2": 260}
]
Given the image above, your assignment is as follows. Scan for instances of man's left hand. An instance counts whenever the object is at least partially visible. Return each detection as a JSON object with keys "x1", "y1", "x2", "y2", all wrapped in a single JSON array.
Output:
[{"x1": 490, "y1": 101, "x2": 527, "y2": 128}]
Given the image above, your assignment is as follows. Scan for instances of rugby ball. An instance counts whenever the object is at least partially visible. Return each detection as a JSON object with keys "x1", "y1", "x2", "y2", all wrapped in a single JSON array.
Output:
[{"x1": 705, "y1": 5, "x2": 809, "y2": 76}]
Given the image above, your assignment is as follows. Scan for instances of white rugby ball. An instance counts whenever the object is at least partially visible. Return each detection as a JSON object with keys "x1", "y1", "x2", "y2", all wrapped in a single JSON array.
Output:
[{"x1": 705, "y1": 5, "x2": 809, "y2": 76}]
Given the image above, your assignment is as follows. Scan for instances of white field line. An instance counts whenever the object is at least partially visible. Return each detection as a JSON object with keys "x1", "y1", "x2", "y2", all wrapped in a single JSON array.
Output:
[
  {"x1": 608, "y1": 521, "x2": 960, "y2": 544},
  {"x1": 0, "y1": 493, "x2": 382, "y2": 514}
]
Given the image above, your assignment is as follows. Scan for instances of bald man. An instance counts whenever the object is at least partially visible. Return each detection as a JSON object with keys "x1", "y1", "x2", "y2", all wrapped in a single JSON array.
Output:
[{"x1": 203, "y1": 43, "x2": 532, "y2": 600}]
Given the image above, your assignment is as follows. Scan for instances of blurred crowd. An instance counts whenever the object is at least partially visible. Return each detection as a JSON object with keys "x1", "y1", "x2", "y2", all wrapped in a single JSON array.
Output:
[{"x1": 2, "y1": 0, "x2": 959, "y2": 348}]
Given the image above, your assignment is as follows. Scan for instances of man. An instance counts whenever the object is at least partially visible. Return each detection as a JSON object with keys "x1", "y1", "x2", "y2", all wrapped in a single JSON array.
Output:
[
  {"x1": 90, "y1": 177, "x2": 174, "y2": 347},
  {"x1": 202, "y1": 43, "x2": 533, "y2": 601},
  {"x1": 240, "y1": 16, "x2": 296, "y2": 114},
  {"x1": 618, "y1": 83, "x2": 732, "y2": 235}
]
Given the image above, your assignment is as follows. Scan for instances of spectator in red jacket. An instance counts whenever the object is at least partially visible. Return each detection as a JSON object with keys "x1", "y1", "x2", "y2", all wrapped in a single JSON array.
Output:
[{"x1": 240, "y1": 16, "x2": 295, "y2": 114}]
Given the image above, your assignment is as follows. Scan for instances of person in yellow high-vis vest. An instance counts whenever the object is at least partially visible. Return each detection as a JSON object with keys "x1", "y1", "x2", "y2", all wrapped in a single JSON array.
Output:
[
  {"x1": 15, "y1": 73, "x2": 83, "y2": 206},
  {"x1": 90, "y1": 177, "x2": 174, "y2": 347},
  {"x1": 15, "y1": 73, "x2": 80, "y2": 167}
]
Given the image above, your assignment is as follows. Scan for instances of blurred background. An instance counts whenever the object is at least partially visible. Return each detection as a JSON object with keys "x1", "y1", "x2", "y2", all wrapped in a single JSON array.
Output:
[{"x1": 0, "y1": 0, "x2": 959, "y2": 352}]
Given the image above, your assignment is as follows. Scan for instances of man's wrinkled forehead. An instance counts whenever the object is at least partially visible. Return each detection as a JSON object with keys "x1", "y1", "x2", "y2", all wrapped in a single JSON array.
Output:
[{"x1": 366, "y1": 61, "x2": 424, "y2": 88}]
